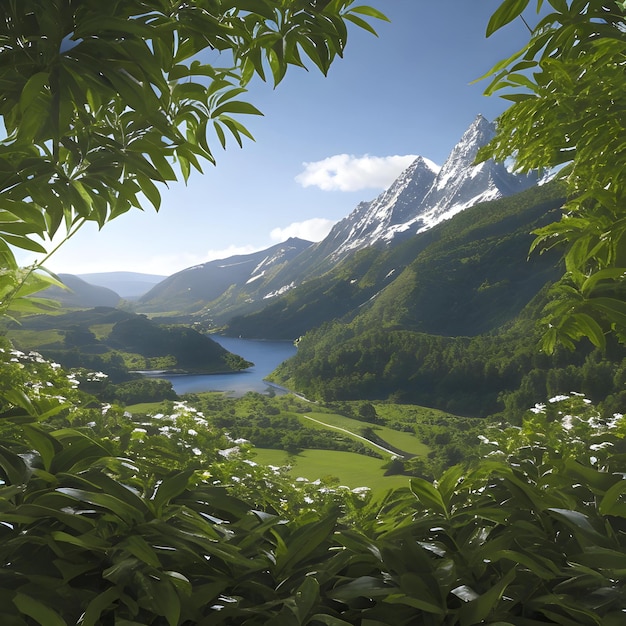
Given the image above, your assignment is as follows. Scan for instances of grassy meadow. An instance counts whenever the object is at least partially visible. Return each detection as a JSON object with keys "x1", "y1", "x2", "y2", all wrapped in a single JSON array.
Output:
[
  {"x1": 251, "y1": 448, "x2": 413, "y2": 494},
  {"x1": 299, "y1": 411, "x2": 429, "y2": 457}
]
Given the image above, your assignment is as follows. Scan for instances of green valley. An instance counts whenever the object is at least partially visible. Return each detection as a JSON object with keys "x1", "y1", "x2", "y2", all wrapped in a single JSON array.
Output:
[{"x1": 1, "y1": 0, "x2": 625, "y2": 623}]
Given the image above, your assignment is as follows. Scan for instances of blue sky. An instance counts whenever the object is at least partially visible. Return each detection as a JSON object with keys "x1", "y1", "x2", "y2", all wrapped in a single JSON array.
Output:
[{"x1": 36, "y1": 1, "x2": 539, "y2": 276}]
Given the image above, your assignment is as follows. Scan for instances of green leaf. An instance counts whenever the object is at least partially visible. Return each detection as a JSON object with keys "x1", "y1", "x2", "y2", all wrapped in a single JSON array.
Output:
[
  {"x1": 410, "y1": 477, "x2": 448, "y2": 517},
  {"x1": 50, "y1": 530, "x2": 108, "y2": 551},
  {"x1": 349, "y1": 6, "x2": 390, "y2": 22},
  {"x1": 274, "y1": 513, "x2": 337, "y2": 576},
  {"x1": 328, "y1": 576, "x2": 395, "y2": 601},
  {"x1": 457, "y1": 568, "x2": 516, "y2": 626},
  {"x1": 384, "y1": 589, "x2": 445, "y2": 615},
  {"x1": 211, "y1": 99, "x2": 263, "y2": 119},
  {"x1": 486, "y1": 0, "x2": 532, "y2": 36},
  {"x1": 547, "y1": 0, "x2": 568, "y2": 12},
  {"x1": 547, "y1": 508, "x2": 605, "y2": 540},
  {"x1": 0, "y1": 445, "x2": 31, "y2": 485},
  {"x1": 293, "y1": 576, "x2": 319, "y2": 623},
  {"x1": 0, "y1": 233, "x2": 47, "y2": 253},
  {"x1": 309, "y1": 615, "x2": 353, "y2": 626},
  {"x1": 591, "y1": 297, "x2": 626, "y2": 329},
  {"x1": 22, "y1": 425, "x2": 62, "y2": 472},
  {"x1": 13, "y1": 593, "x2": 67, "y2": 626},
  {"x1": 55, "y1": 488, "x2": 146, "y2": 524},
  {"x1": 119, "y1": 535, "x2": 162, "y2": 568},
  {"x1": 598, "y1": 480, "x2": 626, "y2": 518},
  {"x1": 150, "y1": 580, "x2": 181, "y2": 626},
  {"x1": 81, "y1": 588, "x2": 122, "y2": 626},
  {"x1": 152, "y1": 470, "x2": 193, "y2": 513},
  {"x1": 344, "y1": 13, "x2": 379, "y2": 37}
]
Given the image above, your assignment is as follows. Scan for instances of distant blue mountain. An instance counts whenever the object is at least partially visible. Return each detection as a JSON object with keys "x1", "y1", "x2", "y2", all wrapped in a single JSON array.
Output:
[
  {"x1": 77, "y1": 272, "x2": 167, "y2": 299},
  {"x1": 42, "y1": 274, "x2": 121, "y2": 308}
]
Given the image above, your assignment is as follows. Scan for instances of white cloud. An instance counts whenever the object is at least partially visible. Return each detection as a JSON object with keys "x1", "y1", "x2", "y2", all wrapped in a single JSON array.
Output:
[
  {"x1": 295, "y1": 154, "x2": 418, "y2": 192},
  {"x1": 270, "y1": 218, "x2": 336, "y2": 243}
]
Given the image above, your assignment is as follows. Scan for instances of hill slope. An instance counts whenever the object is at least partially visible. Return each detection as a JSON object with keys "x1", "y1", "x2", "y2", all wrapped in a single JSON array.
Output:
[
  {"x1": 138, "y1": 238, "x2": 312, "y2": 317},
  {"x1": 77, "y1": 272, "x2": 166, "y2": 298},
  {"x1": 41, "y1": 274, "x2": 121, "y2": 308},
  {"x1": 8, "y1": 308, "x2": 252, "y2": 380},
  {"x1": 228, "y1": 181, "x2": 566, "y2": 340},
  {"x1": 136, "y1": 116, "x2": 537, "y2": 325},
  {"x1": 266, "y1": 181, "x2": 624, "y2": 418}
]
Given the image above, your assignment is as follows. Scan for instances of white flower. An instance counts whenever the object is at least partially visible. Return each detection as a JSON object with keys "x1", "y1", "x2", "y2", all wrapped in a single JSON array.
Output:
[
  {"x1": 549, "y1": 395, "x2": 570, "y2": 403},
  {"x1": 218, "y1": 447, "x2": 240, "y2": 458},
  {"x1": 590, "y1": 442, "x2": 613, "y2": 451}
]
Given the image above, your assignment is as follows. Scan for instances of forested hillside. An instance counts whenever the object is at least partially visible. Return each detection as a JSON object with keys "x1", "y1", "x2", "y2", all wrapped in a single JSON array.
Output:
[
  {"x1": 272, "y1": 310, "x2": 626, "y2": 418},
  {"x1": 228, "y1": 182, "x2": 566, "y2": 340},
  {"x1": 6, "y1": 307, "x2": 251, "y2": 381},
  {"x1": 268, "y1": 181, "x2": 626, "y2": 417}
]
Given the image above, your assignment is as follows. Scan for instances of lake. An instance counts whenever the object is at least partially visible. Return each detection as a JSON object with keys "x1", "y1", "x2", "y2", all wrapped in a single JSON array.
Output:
[{"x1": 157, "y1": 336, "x2": 297, "y2": 396}]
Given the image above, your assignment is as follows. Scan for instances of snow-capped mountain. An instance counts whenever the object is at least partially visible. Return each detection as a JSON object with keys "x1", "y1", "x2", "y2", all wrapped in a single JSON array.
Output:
[
  {"x1": 413, "y1": 115, "x2": 537, "y2": 232},
  {"x1": 136, "y1": 115, "x2": 542, "y2": 323},
  {"x1": 138, "y1": 237, "x2": 312, "y2": 314},
  {"x1": 318, "y1": 115, "x2": 537, "y2": 263},
  {"x1": 324, "y1": 156, "x2": 440, "y2": 258}
]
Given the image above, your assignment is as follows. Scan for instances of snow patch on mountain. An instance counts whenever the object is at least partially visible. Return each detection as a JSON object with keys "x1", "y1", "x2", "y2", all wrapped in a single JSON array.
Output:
[
  {"x1": 264, "y1": 282, "x2": 296, "y2": 299},
  {"x1": 246, "y1": 271, "x2": 266, "y2": 284}
]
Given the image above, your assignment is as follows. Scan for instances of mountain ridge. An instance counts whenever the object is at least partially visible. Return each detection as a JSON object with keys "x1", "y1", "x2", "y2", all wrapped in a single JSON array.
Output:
[
  {"x1": 138, "y1": 237, "x2": 313, "y2": 316},
  {"x1": 227, "y1": 181, "x2": 566, "y2": 340},
  {"x1": 135, "y1": 115, "x2": 539, "y2": 322}
]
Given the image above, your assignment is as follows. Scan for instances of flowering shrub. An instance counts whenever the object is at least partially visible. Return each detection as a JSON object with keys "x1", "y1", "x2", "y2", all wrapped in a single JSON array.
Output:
[
  {"x1": 481, "y1": 392, "x2": 626, "y2": 470},
  {"x1": 2, "y1": 337, "x2": 626, "y2": 623}
]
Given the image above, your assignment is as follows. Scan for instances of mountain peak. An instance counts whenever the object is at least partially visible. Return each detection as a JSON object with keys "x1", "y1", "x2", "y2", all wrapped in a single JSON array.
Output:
[{"x1": 301, "y1": 115, "x2": 538, "y2": 264}]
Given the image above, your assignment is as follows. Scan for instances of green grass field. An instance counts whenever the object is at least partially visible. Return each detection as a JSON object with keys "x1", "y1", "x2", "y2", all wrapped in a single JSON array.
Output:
[
  {"x1": 251, "y1": 448, "x2": 412, "y2": 494},
  {"x1": 126, "y1": 401, "x2": 174, "y2": 414},
  {"x1": 125, "y1": 398, "x2": 430, "y2": 493},
  {"x1": 89, "y1": 323, "x2": 116, "y2": 340},
  {"x1": 9, "y1": 329, "x2": 64, "y2": 349},
  {"x1": 300, "y1": 411, "x2": 429, "y2": 458}
]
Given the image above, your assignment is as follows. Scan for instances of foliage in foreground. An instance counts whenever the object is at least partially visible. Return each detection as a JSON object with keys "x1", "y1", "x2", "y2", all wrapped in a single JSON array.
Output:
[
  {"x1": 481, "y1": 0, "x2": 626, "y2": 351},
  {"x1": 0, "y1": 0, "x2": 385, "y2": 318},
  {"x1": 2, "y1": 342, "x2": 626, "y2": 624}
]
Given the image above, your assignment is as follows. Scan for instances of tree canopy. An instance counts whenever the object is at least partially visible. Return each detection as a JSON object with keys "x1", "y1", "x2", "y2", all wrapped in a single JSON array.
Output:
[
  {"x1": 0, "y1": 0, "x2": 385, "y2": 316},
  {"x1": 480, "y1": 0, "x2": 626, "y2": 351}
]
